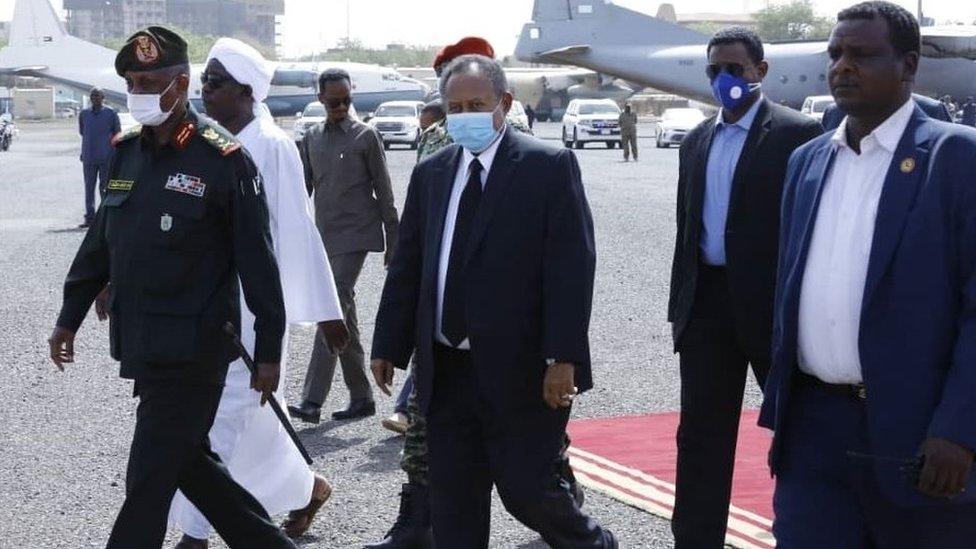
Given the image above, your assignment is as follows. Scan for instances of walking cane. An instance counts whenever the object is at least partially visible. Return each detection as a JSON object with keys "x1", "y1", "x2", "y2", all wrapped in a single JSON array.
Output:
[{"x1": 223, "y1": 322, "x2": 314, "y2": 465}]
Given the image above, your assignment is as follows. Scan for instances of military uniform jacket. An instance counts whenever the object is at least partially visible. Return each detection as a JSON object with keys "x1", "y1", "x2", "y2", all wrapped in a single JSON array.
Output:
[{"x1": 56, "y1": 107, "x2": 285, "y2": 380}]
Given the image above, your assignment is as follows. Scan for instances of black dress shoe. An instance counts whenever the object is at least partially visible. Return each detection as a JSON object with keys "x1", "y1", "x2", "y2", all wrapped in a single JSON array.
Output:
[
  {"x1": 363, "y1": 482, "x2": 433, "y2": 549},
  {"x1": 174, "y1": 534, "x2": 208, "y2": 548},
  {"x1": 332, "y1": 399, "x2": 376, "y2": 420},
  {"x1": 288, "y1": 401, "x2": 322, "y2": 424}
]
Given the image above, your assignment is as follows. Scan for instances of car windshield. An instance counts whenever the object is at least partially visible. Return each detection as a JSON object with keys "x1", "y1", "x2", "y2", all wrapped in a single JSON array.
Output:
[
  {"x1": 303, "y1": 104, "x2": 325, "y2": 117},
  {"x1": 663, "y1": 109, "x2": 704, "y2": 123},
  {"x1": 578, "y1": 103, "x2": 620, "y2": 115},
  {"x1": 812, "y1": 99, "x2": 835, "y2": 113},
  {"x1": 375, "y1": 105, "x2": 417, "y2": 117}
]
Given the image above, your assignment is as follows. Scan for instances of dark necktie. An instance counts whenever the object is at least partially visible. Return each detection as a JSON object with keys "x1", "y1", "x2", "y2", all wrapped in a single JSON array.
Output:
[{"x1": 441, "y1": 158, "x2": 484, "y2": 347}]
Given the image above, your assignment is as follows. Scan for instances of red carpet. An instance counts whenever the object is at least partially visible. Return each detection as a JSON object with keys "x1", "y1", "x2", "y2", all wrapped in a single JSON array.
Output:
[{"x1": 567, "y1": 410, "x2": 776, "y2": 548}]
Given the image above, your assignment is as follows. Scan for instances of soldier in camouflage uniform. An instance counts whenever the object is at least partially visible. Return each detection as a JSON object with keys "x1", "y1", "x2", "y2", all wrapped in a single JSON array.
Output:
[{"x1": 366, "y1": 36, "x2": 572, "y2": 549}]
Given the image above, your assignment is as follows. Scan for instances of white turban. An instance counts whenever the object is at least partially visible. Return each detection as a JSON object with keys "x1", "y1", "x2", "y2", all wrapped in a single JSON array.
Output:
[{"x1": 206, "y1": 37, "x2": 275, "y2": 119}]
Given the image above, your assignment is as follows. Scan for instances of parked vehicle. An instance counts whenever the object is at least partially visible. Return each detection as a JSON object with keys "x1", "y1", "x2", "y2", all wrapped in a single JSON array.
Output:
[
  {"x1": 561, "y1": 98, "x2": 621, "y2": 149},
  {"x1": 368, "y1": 100, "x2": 426, "y2": 149},
  {"x1": 800, "y1": 95, "x2": 835, "y2": 123},
  {"x1": 655, "y1": 108, "x2": 706, "y2": 148}
]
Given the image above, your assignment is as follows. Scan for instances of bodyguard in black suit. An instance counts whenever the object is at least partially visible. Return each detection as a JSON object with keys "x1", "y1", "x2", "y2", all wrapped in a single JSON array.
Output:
[
  {"x1": 371, "y1": 54, "x2": 616, "y2": 548},
  {"x1": 667, "y1": 28, "x2": 822, "y2": 548}
]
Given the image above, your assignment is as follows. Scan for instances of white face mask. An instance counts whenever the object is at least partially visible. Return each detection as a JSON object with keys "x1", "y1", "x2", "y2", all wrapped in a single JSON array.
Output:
[{"x1": 127, "y1": 78, "x2": 178, "y2": 126}]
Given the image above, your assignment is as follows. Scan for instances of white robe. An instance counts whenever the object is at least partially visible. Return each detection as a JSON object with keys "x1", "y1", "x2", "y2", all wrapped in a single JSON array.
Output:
[{"x1": 168, "y1": 113, "x2": 342, "y2": 539}]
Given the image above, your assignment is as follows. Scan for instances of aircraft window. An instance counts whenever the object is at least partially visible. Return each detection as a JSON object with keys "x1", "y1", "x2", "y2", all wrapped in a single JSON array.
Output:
[
  {"x1": 530, "y1": 28, "x2": 540, "y2": 40},
  {"x1": 819, "y1": 74, "x2": 826, "y2": 81},
  {"x1": 780, "y1": 75, "x2": 789, "y2": 84},
  {"x1": 799, "y1": 75, "x2": 808, "y2": 82},
  {"x1": 578, "y1": 5, "x2": 593, "y2": 14}
]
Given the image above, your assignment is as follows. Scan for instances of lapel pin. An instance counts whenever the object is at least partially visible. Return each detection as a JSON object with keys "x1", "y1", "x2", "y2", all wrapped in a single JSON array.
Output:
[
  {"x1": 160, "y1": 213, "x2": 173, "y2": 232},
  {"x1": 900, "y1": 157, "x2": 915, "y2": 174}
]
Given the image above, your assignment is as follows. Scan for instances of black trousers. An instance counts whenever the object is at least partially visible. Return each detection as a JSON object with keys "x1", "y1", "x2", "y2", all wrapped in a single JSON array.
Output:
[
  {"x1": 671, "y1": 265, "x2": 770, "y2": 549},
  {"x1": 106, "y1": 372, "x2": 296, "y2": 549},
  {"x1": 426, "y1": 344, "x2": 616, "y2": 549}
]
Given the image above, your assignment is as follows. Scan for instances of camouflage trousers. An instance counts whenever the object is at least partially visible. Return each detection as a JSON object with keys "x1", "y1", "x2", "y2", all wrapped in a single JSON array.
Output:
[{"x1": 400, "y1": 369, "x2": 428, "y2": 485}]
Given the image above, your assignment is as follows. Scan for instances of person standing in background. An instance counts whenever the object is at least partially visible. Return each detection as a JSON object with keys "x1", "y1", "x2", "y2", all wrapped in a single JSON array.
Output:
[{"x1": 78, "y1": 88, "x2": 120, "y2": 227}]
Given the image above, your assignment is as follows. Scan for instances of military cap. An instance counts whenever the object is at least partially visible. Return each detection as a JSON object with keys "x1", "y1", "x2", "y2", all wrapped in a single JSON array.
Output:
[
  {"x1": 433, "y1": 37, "x2": 496, "y2": 70},
  {"x1": 115, "y1": 26, "x2": 189, "y2": 76}
]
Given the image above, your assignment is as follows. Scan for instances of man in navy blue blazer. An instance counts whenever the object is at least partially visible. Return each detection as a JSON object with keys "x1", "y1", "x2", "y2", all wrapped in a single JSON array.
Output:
[
  {"x1": 760, "y1": 2, "x2": 976, "y2": 547},
  {"x1": 370, "y1": 54, "x2": 616, "y2": 548}
]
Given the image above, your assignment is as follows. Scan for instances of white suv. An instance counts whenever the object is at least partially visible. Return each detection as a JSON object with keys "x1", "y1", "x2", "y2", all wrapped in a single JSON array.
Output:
[
  {"x1": 561, "y1": 99, "x2": 621, "y2": 149},
  {"x1": 368, "y1": 101, "x2": 426, "y2": 150}
]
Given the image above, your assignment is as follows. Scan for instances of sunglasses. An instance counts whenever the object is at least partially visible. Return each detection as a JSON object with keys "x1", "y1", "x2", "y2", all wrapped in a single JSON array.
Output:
[
  {"x1": 706, "y1": 63, "x2": 746, "y2": 80},
  {"x1": 325, "y1": 97, "x2": 352, "y2": 109},
  {"x1": 200, "y1": 72, "x2": 234, "y2": 88}
]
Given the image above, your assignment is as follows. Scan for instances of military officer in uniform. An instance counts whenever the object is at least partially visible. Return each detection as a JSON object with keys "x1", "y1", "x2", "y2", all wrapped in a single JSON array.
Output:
[
  {"x1": 619, "y1": 104, "x2": 638, "y2": 161},
  {"x1": 46, "y1": 27, "x2": 296, "y2": 549}
]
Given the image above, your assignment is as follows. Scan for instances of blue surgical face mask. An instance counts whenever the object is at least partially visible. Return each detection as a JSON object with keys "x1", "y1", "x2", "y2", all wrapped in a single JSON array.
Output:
[
  {"x1": 711, "y1": 72, "x2": 762, "y2": 111},
  {"x1": 446, "y1": 102, "x2": 502, "y2": 154}
]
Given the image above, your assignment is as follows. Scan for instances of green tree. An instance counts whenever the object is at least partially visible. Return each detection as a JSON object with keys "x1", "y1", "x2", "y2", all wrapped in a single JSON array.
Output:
[{"x1": 754, "y1": 0, "x2": 834, "y2": 42}]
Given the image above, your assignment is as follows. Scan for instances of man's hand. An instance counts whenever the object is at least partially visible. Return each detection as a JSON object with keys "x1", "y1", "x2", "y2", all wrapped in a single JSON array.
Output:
[
  {"x1": 917, "y1": 437, "x2": 974, "y2": 499},
  {"x1": 251, "y1": 362, "x2": 280, "y2": 406},
  {"x1": 371, "y1": 358, "x2": 395, "y2": 396},
  {"x1": 543, "y1": 362, "x2": 577, "y2": 410},
  {"x1": 48, "y1": 326, "x2": 76, "y2": 371},
  {"x1": 318, "y1": 320, "x2": 349, "y2": 354},
  {"x1": 95, "y1": 285, "x2": 111, "y2": 321}
]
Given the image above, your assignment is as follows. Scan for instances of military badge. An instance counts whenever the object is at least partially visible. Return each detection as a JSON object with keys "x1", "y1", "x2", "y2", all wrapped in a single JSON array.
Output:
[
  {"x1": 160, "y1": 213, "x2": 173, "y2": 232},
  {"x1": 135, "y1": 35, "x2": 160, "y2": 65},
  {"x1": 900, "y1": 157, "x2": 915, "y2": 174},
  {"x1": 165, "y1": 173, "x2": 206, "y2": 198},
  {"x1": 107, "y1": 180, "x2": 134, "y2": 192}
]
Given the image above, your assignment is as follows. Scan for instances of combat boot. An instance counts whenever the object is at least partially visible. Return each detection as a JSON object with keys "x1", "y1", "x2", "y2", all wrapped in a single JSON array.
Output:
[{"x1": 363, "y1": 482, "x2": 434, "y2": 549}]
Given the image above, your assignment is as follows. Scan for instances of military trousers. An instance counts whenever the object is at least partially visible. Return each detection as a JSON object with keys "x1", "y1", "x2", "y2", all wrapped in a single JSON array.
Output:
[
  {"x1": 106, "y1": 373, "x2": 296, "y2": 549},
  {"x1": 301, "y1": 251, "x2": 373, "y2": 407}
]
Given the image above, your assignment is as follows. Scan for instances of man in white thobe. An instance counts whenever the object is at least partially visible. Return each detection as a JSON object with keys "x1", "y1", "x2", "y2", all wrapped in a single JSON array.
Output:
[{"x1": 167, "y1": 38, "x2": 348, "y2": 548}]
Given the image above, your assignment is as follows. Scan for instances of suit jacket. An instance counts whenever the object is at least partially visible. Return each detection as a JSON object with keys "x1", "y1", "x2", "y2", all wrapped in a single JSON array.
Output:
[
  {"x1": 668, "y1": 98, "x2": 823, "y2": 355},
  {"x1": 821, "y1": 93, "x2": 951, "y2": 131},
  {"x1": 371, "y1": 129, "x2": 596, "y2": 415},
  {"x1": 759, "y1": 106, "x2": 976, "y2": 506}
]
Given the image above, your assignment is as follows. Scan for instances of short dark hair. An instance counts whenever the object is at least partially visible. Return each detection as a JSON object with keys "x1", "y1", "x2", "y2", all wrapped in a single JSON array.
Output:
[
  {"x1": 707, "y1": 27, "x2": 764, "y2": 65},
  {"x1": 439, "y1": 54, "x2": 508, "y2": 100},
  {"x1": 837, "y1": 1, "x2": 920, "y2": 56},
  {"x1": 318, "y1": 68, "x2": 352, "y2": 91},
  {"x1": 421, "y1": 100, "x2": 445, "y2": 119}
]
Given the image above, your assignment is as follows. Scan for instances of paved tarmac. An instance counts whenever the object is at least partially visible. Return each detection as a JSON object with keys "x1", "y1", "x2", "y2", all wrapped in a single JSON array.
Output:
[{"x1": 0, "y1": 119, "x2": 759, "y2": 548}]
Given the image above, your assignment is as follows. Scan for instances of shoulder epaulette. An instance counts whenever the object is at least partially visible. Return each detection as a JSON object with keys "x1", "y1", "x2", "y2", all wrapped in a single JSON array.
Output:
[
  {"x1": 198, "y1": 121, "x2": 242, "y2": 157},
  {"x1": 111, "y1": 124, "x2": 142, "y2": 146}
]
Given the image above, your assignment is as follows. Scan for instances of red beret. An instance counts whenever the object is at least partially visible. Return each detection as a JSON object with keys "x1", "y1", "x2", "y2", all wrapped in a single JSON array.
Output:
[
  {"x1": 432, "y1": 46, "x2": 450, "y2": 70},
  {"x1": 449, "y1": 37, "x2": 495, "y2": 60}
]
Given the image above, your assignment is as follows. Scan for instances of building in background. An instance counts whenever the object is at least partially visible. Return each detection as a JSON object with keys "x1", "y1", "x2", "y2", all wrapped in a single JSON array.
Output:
[{"x1": 64, "y1": 0, "x2": 283, "y2": 50}]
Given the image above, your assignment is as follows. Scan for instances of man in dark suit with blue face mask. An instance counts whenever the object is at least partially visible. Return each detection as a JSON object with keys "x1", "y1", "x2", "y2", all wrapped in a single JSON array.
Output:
[
  {"x1": 668, "y1": 27, "x2": 823, "y2": 548},
  {"x1": 370, "y1": 53, "x2": 617, "y2": 548}
]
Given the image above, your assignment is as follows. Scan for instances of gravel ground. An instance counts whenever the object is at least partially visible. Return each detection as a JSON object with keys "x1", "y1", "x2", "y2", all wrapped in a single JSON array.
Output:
[{"x1": 0, "y1": 119, "x2": 759, "y2": 548}]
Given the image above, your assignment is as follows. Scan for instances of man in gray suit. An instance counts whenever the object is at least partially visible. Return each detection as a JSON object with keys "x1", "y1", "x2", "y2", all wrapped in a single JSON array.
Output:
[{"x1": 290, "y1": 68, "x2": 399, "y2": 423}]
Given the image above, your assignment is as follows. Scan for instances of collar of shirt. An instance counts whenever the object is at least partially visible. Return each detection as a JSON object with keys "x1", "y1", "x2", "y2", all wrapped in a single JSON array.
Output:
[
  {"x1": 458, "y1": 125, "x2": 507, "y2": 186},
  {"x1": 326, "y1": 117, "x2": 354, "y2": 133},
  {"x1": 715, "y1": 95, "x2": 763, "y2": 132},
  {"x1": 832, "y1": 98, "x2": 916, "y2": 154}
]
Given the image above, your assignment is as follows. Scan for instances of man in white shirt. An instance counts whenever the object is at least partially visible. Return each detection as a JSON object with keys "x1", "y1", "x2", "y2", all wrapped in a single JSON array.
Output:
[
  {"x1": 166, "y1": 38, "x2": 348, "y2": 548},
  {"x1": 759, "y1": 3, "x2": 976, "y2": 547}
]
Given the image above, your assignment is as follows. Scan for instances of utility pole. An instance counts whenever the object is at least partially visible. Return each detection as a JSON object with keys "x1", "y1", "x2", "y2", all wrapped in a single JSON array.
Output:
[{"x1": 917, "y1": 0, "x2": 924, "y2": 25}]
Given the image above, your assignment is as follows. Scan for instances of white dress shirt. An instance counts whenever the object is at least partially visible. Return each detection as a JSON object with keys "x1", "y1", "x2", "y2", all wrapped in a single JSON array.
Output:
[
  {"x1": 435, "y1": 127, "x2": 506, "y2": 349},
  {"x1": 797, "y1": 99, "x2": 915, "y2": 383}
]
